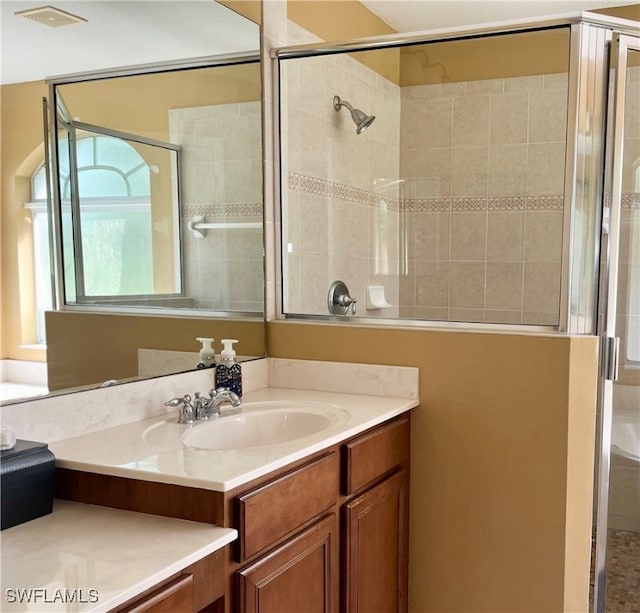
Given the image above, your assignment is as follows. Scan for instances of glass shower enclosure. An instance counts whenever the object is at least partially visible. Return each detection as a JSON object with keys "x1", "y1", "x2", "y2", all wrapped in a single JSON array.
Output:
[{"x1": 274, "y1": 11, "x2": 639, "y2": 612}]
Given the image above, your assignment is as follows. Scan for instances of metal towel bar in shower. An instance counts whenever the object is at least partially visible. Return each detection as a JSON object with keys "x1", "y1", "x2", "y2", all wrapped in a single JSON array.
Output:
[{"x1": 188, "y1": 215, "x2": 261, "y2": 238}]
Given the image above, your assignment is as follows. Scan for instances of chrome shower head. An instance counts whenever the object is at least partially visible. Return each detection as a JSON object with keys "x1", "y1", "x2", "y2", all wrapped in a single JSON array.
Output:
[{"x1": 333, "y1": 95, "x2": 375, "y2": 134}]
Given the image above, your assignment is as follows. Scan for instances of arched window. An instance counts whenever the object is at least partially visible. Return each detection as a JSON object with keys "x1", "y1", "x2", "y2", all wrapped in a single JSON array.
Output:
[
  {"x1": 28, "y1": 134, "x2": 153, "y2": 341},
  {"x1": 32, "y1": 134, "x2": 151, "y2": 200},
  {"x1": 54, "y1": 134, "x2": 151, "y2": 199}
]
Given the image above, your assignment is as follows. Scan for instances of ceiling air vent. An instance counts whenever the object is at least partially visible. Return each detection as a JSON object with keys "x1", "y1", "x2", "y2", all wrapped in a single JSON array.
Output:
[{"x1": 14, "y1": 5, "x2": 87, "y2": 28}]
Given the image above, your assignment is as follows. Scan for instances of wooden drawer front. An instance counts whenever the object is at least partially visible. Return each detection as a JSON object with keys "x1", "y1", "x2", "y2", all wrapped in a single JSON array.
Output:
[
  {"x1": 118, "y1": 574, "x2": 193, "y2": 613},
  {"x1": 344, "y1": 416, "x2": 410, "y2": 495},
  {"x1": 236, "y1": 452, "x2": 339, "y2": 561}
]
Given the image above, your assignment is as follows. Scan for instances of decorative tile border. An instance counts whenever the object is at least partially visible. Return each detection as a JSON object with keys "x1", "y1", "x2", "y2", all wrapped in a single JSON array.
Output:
[
  {"x1": 403, "y1": 198, "x2": 449, "y2": 212},
  {"x1": 182, "y1": 203, "x2": 262, "y2": 217},
  {"x1": 622, "y1": 193, "x2": 640, "y2": 209},
  {"x1": 451, "y1": 197, "x2": 488, "y2": 212},
  {"x1": 288, "y1": 172, "x2": 570, "y2": 212},
  {"x1": 487, "y1": 197, "x2": 527, "y2": 211},
  {"x1": 405, "y1": 195, "x2": 564, "y2": 212},
  {"x1": 289, "y1": 172, "x2": 639, "y2": 212},
  {"x1": 288, "y1": 172, "x2": 401, "y2": 211}
]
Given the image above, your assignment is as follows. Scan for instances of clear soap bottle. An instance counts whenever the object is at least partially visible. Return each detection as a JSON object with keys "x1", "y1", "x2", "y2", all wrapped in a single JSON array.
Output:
[
  {"x1": 215, "y1": 339, "x2": 242, "y2": 397},
  {"x1": 196, "y1": 337, "x2": 215, "y2": 368}
]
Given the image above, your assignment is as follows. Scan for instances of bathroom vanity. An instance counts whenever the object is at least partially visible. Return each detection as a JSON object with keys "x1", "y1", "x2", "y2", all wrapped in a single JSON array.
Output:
[
  {"x1": 50, "y1": 387, "x2": 415, "y2": 613},
  {"x1": 1, "y1": 360, "x2": 418, "y2": 612}
]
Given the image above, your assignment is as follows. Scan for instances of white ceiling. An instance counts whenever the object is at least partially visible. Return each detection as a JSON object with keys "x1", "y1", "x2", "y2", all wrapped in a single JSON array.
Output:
[
  {"x1": 0, "y1": 1, "x2": 260, "y2": 85},
  {"x1": 361, "y1": 0, "x2": 639, "y2": 32},
  {"x1": 1, "y1": 1, "x2": 638, "y2": 85}
]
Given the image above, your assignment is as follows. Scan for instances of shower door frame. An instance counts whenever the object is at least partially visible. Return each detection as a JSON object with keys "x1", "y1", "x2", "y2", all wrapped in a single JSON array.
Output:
[
  {"x1": 272, "y1": 12, "x2": 640, "y2": 335},
  {"x1": 592, "y1": 31, "x2": 640, "y2": 613}
]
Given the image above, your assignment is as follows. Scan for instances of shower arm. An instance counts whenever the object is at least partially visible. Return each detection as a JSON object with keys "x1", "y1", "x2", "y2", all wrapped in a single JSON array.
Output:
[{"x1": 333, "y1": 97, "x2": 354, "y2": 112}]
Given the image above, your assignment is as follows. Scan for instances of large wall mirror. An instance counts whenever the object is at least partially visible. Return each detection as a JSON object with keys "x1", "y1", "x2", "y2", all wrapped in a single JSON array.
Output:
[
  {"x1": 50, "y1": 60, "x2": 263, "y2": 315},
  {"x1": 0, "y1": 1, "x2": 265, "y2": 404}
]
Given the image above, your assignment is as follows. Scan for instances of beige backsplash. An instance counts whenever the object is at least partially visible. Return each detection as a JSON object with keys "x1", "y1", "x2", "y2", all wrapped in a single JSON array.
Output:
[{"x1": 1, "y1": 358, "x2": 418, "y2": 444}]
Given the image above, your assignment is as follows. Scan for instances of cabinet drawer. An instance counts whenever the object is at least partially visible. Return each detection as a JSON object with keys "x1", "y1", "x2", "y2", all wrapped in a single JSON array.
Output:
[
  {"x1": 118, "y1": 574, "x2": 193, "y2": 613},
  {"x1": 343, "y1": 416, "x2": 410, "y2": 495},
  {"x1": 236, "y1": 452, "x2": 339, "y2": 561}
]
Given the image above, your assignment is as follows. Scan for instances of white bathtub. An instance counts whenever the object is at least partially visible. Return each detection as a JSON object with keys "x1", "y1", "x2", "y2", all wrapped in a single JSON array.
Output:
[{"x1": 612, "y1": 408, "x2": 640, "y2": 463}]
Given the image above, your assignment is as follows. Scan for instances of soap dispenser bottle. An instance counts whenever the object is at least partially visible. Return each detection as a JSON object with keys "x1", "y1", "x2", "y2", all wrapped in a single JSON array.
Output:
[
  {"x1": 215, "y1": 339, "x2": 242, "y2": 397},
  {"x1": 196, "y1": 337, "x2": 215, "y2": 368}
]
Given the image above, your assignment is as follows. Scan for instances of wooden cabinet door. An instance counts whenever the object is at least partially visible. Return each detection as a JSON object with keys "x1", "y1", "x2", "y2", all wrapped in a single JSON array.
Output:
[
  {"x1": 344, "y1": 470, "x2": 408, "y2": 613},
  {"x1": 236, "y1": 514, "x2": 338, "y2": 613}
]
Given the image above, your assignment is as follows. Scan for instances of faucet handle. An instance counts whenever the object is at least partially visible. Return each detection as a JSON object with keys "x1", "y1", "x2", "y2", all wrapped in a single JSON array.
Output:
[
  {"x1": 164, "y1": 394, "x2": 191, "y2": 407},
  {"x1": 164, "y1": 394, "x2": 195, "y2": 424},
  {"x1": 193, "y1": 392, "x2": 209, "y2": 421}
]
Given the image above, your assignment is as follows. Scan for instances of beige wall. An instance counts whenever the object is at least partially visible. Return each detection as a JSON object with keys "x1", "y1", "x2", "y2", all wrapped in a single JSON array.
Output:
[
  {"x1": 0, "y1": 80, "x2": 49, "y2": 361},
  {"x1": 219, "y1": 0, "x2": 262, "y2": 25},
  {"x1": 266, "y1": 321, "x2": 598, "y2": 612},
  {"x1": 288, "y1": 0, "x2": 400, "y2": 84},
  {"x1": 399, "y1": 29, "x2": 571, "y2": 86},
  {"x1": 45, "y1": 311, "x2": 264, "y2": 391}
]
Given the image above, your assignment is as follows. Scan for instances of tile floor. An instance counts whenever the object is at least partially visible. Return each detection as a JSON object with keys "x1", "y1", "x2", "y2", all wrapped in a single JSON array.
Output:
[{"x1": 590, "y1": 529, "x2": 640, "y2": 613}]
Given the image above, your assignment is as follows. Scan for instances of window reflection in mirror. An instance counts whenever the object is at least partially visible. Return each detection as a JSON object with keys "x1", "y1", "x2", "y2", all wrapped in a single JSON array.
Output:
[{"x1": 51, "y1": 61, "x2": 264, "y2": 315}]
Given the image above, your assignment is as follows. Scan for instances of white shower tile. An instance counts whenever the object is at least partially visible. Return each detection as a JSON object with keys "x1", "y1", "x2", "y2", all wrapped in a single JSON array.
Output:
[
  {"x1": 529, "y1": 91, "x2": 568, "y2": 143},
  {"x1": 526, "y1": 143, "x2": 566, "y2": 195},
  {"x1": 465, "y1": 78, "x2": 504, "y2": 95},
  {"x1": 490, "y1": 93, "x2": 528, "y2": 145},
  {"x1": 543, "y1": 73, "x2": 569, "y2": 92},
  {"x1": 523, "y1": 262, "x2": 561, "y2": 312},
  {"x1": 487, "y1": 211, "x2": 525, "y2": 261},
  {"x1": 524, "y1": 210, "x2": 564, "y2": 262},
  {"x1": 485, "y1": 262, "x2": 524, "y2": 311},
  {"x1": 504, "y1": 74, "x2": 544, "y2": 93},
  {"x1": 452, "y1": 147, "x2": 488, "y2": 197},
  {"x1": 453, "y1": 95, "x2": 490, "y2": 147},
  {"x1": 488, "y1": 144, "x2": 527, "y2": 196}
]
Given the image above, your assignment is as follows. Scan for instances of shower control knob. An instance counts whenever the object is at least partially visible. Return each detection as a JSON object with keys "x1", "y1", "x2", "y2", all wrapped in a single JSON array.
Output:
[{"x1": 327, "y1": 280, "x2": 357, "y2": 316}]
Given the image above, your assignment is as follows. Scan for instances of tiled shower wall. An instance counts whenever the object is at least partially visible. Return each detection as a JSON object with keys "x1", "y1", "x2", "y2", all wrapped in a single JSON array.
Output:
[
  {"x1": 282, "y1": 52, "x2": 401, "y2": 316},
  {"x1": 170, "y1": 102, "x2": 263, "y2": 311},
  {"x1": 399, "y1": 74, "x2": 568, "y2": 324},
  {"x1": 284, "y1": 63, "x2": 570, "y2": 323}
]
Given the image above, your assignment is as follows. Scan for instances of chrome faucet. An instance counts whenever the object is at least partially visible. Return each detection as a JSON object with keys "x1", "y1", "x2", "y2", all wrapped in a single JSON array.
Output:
[
  {"x1": 206, "y1": 387, "x2": 242, "y2": 418},
  {"x1": 165, "y1": 388, "x2": 241, "y2": 424}
]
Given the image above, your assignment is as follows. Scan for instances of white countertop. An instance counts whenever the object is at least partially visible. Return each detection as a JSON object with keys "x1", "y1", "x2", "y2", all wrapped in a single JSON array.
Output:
[
  {"x1": 0, "y1": 499, "x2": 237, "y2": 613},
  {"x1": 50, "y1": 387, "x2": 417, "y2": 492}
]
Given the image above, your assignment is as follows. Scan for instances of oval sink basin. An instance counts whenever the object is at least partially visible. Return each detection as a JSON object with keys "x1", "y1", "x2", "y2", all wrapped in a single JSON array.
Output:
[
  {"x1": 143, "y1": 420, "x2": 188, "y2": 448},
  {"x1": 181, "y1": 404, "x2": 347, "y2": 450}
]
